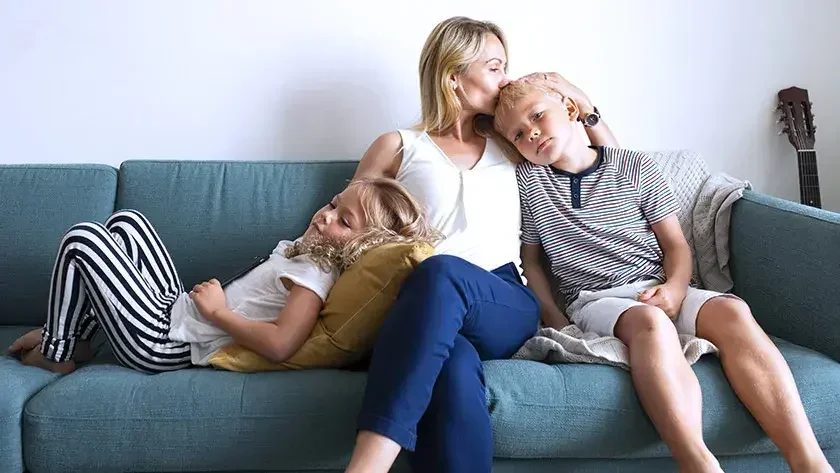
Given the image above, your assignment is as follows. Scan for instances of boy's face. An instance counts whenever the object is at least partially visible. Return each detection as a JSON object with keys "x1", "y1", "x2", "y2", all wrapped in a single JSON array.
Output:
[{"x1": 495, "y1": 89, "x2": 578, "y2": 166}]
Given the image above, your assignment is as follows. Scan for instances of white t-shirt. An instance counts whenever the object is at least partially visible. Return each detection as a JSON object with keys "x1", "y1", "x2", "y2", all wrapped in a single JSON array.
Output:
[{"x1": 167, "y1": 240, "x2": 339, "y2": 366}]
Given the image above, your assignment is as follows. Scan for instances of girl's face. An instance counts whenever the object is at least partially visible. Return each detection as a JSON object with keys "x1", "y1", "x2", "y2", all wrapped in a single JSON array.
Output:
[
  {"x1": 304, "y1": 186, "x2": 367, "y2": 244},
  {"x1": 454, "y1": 33, "x2": 510, "y2": 115}
]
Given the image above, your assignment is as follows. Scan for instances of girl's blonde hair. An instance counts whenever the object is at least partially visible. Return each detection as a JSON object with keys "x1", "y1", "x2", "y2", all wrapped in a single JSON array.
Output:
[
  {"x1": 286, "y1": 178, "x2": 442, "y2": 272},
  {"x1": 416, "y1": 16, "x2": 508, "y2": 134}
]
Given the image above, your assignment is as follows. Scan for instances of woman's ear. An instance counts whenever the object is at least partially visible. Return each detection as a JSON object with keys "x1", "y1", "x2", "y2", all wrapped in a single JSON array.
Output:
[
  {"x1": 562, "y1": 96, "x2": 580, "y2": 122},
  {"x1": 449, "y1": 73, "x2": 459, "y2": 91}
]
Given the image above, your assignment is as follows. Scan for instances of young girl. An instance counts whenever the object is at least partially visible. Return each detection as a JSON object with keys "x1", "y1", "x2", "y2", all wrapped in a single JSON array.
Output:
[{"x1": 8, "y1": 177, "x2": 439, "y2": 374}]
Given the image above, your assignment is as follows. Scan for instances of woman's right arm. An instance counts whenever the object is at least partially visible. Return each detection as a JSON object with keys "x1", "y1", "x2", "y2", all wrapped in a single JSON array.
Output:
[{"x1": 352, "y1": 131, "x2": 404, "y2": 180}]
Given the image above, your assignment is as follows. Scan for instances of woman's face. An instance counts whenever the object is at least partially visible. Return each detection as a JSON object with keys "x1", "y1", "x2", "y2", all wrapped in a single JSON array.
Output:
[{"x1": 455, "y1": 33, "x2": 510, "y2": 115}]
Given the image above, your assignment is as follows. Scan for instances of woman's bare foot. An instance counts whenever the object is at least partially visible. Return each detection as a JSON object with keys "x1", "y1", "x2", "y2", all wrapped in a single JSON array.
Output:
[{"x1": 20, "y1": 345, "x2": 76, "y2": 374}]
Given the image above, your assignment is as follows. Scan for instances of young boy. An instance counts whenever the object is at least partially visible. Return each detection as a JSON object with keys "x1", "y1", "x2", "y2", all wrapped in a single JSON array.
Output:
[{"x1": 492, "y1": 78, "x2": 833, "y2": 473}]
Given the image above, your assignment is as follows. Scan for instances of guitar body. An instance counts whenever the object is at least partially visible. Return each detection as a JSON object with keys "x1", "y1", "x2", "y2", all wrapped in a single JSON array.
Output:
[{"x1": 777, "y1": 86, "x2": 821, "y2": 208}]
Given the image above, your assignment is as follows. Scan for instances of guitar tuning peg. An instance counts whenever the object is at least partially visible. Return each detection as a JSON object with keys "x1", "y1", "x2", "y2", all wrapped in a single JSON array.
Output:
[
  {"x1": 776, "y1": 116, "x2": 786, "y2": 124},
  {"x1": 775, "y1": 102, "x2": 785, "y2": 111},
  {"x1": 778, "y1": 127, "x2": 790, "y2": 136}
]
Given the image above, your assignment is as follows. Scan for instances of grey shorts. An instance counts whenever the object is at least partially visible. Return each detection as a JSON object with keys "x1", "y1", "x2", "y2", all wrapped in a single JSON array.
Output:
[{"x1": 566, "y1": 279, "x2": 731, "y2": 337}]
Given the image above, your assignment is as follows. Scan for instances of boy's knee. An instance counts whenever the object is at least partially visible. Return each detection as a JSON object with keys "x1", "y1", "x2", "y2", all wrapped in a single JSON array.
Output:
[{"x1": 615, "y1": 304, "x2": 672, "y2": 343}]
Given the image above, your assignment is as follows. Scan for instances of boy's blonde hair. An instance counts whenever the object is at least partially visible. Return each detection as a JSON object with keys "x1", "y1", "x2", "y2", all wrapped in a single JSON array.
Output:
[
  {"x1": 416, "y1": 16, "x2": 508, "y2": 134},
  {"x1": 286, "y1": 178, "x2": 442, "y2": 271},
  {"x1": 492, "y1": 80, "x2": 564, "y2": 164}
]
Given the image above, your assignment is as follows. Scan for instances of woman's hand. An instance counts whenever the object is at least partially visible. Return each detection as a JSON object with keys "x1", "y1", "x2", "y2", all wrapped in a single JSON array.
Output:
[
  {"x1": 190, "y1": 279, "x2": 228, "y2": 323},
  {"x1": 521, "y1": 72, "x2": 595, "y2": 114}
]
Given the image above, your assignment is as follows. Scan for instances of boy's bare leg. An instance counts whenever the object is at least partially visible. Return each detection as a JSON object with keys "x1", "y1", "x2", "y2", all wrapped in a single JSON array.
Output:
[
  {"x1": 345, "y1": 430, "x2": 401, "y2": 473},
  {"x1": 615, "y1": 305, "x2": 722, "y2": 473},
  {"x1": 696, "y1": 297, "x2": 834, "y2": 473}
]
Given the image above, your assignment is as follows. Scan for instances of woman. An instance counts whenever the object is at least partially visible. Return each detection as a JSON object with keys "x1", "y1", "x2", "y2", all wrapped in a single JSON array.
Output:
[{"x1": 345, "y1": 16, "x2": 618, "y2": 473}]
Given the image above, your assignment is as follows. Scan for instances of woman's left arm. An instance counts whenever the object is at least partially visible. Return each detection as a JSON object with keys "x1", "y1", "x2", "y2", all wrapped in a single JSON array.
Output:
[
  {"x1": 190, "y1": 279, "x2": 322, "y2": 362},
  {"x1": 523, "y1": 72, "x2": 619, "y2": 147}
]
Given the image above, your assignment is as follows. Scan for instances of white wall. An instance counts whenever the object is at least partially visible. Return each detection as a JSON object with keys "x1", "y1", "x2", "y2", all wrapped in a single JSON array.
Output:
[{"x1": 2, "y1": 0, "x2": 839, "y2": 210}]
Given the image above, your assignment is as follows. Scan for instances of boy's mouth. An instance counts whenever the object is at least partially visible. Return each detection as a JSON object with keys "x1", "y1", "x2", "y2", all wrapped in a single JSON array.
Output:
[{"x1": 536, "y1": 137, "x2": 552, "y2": 155}]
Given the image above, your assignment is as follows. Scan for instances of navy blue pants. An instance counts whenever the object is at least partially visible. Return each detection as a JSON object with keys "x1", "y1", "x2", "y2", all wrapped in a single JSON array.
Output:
[{"x1": 357, "y1": 255, "x2": 540, "y2": 473}]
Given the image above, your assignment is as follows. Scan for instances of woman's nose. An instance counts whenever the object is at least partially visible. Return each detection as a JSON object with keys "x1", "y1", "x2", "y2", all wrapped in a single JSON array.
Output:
[{"x1": 499, "y1": 75, "x2": 511, "y2": 88}]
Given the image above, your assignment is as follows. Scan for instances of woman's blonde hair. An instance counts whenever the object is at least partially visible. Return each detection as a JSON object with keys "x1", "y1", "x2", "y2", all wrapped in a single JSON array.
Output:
[
  {"x1": 286, "y1": 178, "x2": 442, "y2": 272},
  {"x1": 416, "y1": 16, "x2": 508, "y2": 134}
]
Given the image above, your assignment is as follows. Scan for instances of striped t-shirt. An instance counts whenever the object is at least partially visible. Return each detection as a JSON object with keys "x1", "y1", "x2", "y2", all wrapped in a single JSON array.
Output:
[{"x1": 517, "y1": 146, "x2": 680, "y2": 304}]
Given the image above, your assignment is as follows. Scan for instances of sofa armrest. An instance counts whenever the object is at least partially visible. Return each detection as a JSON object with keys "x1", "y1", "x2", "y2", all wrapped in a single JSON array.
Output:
[{"x1": 729, "y1": 190, "x2": 840, "y2": 360}]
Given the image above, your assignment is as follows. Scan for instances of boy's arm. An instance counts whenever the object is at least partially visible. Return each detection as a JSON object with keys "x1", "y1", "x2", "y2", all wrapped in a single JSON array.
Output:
[
  {"x1": 522, "y1": 72, "x2": 618, "y2": 147},
  {"x1": 642, "y1": 215, "x2": 694, "y2": 317},
  {"x1": 192, "y1": 279, "x2": 322, "y2": 362},
  {"x1": 521, "y1": 243, "x2": 569, "y2": 329}
]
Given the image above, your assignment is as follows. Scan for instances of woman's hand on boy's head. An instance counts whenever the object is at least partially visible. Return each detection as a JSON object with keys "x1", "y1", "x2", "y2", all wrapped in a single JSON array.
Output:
[
  {"x1": 521, "y1": 72, "x2": 594, "y2": 114},
  {"x1": 190, "y1": 279, "x2": 228, "y2": 322}
]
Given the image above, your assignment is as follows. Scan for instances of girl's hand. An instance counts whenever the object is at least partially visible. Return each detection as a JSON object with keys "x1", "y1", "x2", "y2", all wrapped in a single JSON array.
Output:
[
  {"x1": 521, "y1": 72, "x2": 595, "y2": 114},
  {"x1": 190, "y1": 279, "x2": 227, "y2": 323}
]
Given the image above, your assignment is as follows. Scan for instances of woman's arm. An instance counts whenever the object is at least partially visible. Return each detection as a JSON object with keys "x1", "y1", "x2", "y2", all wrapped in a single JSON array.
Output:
[
  {"x1": 521, "y1": 243, "x2": 569, "y2": 329},
  {"x1": 190, "y1": 279, "x2": 323, "y2": 363},
  {"x1": 352, "y1": 131, "x2": 404, "y2": 180}
]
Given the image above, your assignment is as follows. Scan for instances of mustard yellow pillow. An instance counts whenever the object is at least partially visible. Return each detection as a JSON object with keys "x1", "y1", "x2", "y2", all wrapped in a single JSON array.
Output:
[{"x1": 208, "y1": 241, "x2": 434, "y2": 372}]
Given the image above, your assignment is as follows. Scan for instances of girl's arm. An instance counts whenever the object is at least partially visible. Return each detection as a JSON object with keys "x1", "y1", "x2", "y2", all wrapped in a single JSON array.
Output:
[{"x1": 190, "y1": 279, "x2": 322, "y2": 363}]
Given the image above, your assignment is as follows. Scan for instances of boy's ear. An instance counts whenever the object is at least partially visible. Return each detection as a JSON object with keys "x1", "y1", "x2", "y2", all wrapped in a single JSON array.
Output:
[{"x1": 562, "y1": 96, "x2": 581, "y2": 122}]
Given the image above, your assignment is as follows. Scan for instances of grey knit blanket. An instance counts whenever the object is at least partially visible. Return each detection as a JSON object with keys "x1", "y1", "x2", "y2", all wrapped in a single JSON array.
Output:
[{"x1": 513, "y1": 150, "x2": 751, "y2": 368}]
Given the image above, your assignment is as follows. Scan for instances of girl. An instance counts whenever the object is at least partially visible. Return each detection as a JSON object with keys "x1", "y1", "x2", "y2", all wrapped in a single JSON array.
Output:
[{"x1": 8, "y1": 177, "x2": 438, "y2": 374}]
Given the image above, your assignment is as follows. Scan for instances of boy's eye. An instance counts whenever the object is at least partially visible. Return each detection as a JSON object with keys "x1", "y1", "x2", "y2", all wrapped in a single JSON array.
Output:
[
  {"x1": 513, "y1": 131, "x2": 522, "y2": 142},
  {"x1": 341, "y1": 218, "x2": 351, "y2": 228},
  {"x1": 534, "y1": 111, "x2": 543, "y2": 120}
]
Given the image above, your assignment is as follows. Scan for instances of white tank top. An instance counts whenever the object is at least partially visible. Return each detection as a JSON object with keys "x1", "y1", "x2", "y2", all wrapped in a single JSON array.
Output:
[{"x1": 395, "y1": 129, "x2": 524, "y2": 276}]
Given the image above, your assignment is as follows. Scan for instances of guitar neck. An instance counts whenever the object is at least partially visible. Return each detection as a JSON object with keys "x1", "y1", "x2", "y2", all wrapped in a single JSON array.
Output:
[{"x1": 796, "y1": 150, "x2": 822, "y2": 208}]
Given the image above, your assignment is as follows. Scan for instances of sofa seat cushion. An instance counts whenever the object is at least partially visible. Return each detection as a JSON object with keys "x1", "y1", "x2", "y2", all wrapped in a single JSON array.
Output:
[
  {"x1": 23, "y1": 364, "x2": 368, "y2": 473},
  {"x1": 486, "y1": 338, "x2": 840, "y2": 459},
  {"x1": 22, "y1": 338, "x2": 839, "y2": 472},
  {"x1": 1, "y1": 326, "x2": 60, "y2": 473}
]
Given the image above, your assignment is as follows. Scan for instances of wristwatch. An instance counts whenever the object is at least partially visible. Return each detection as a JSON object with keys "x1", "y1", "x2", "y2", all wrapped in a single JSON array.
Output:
[{"x1": 580, "y1": 107, "x2": 601, "y2": 127}]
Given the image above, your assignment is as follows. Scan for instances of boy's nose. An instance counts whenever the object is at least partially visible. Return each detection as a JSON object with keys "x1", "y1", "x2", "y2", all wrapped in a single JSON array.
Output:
[{"x1": 529, "y1": 128, "x2": 540, "y2": 141}]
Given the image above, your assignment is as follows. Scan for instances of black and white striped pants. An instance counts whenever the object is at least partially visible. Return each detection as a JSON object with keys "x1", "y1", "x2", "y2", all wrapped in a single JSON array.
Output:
[{"x1": 40, "y1": 209, "x2": 192, "y2": 373}]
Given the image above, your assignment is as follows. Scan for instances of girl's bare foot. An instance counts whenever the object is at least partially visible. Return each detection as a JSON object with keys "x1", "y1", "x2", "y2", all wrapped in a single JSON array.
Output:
[{"x1": 20, "y1": 345, "x2": 76, "y2": 374}]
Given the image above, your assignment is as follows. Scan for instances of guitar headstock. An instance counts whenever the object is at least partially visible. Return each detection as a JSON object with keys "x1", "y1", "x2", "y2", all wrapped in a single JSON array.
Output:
[{"x1": 777, "y1": 87, "x2": 816, "y2": 150}]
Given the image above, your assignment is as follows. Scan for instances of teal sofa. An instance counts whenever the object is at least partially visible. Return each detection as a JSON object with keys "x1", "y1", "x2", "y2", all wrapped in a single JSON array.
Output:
[{"x1": 2, "y1": 159, "x2": 839, "y2": 473}]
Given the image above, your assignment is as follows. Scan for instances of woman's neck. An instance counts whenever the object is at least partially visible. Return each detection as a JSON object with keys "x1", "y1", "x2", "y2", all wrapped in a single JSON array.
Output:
[{"x1": 434, "y1": 113, "x2": 481, "y2": 143}]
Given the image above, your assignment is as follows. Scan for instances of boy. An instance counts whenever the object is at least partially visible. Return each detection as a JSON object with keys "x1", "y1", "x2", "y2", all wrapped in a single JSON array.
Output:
[{"x1": 492, "y1": 78, "x2": 833, "y2": 473}]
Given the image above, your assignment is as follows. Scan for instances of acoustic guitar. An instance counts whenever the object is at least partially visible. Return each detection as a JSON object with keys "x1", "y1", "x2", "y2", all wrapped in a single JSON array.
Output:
[{"x1": 777, "y1": 86, "x2": 821, "y2": 208}]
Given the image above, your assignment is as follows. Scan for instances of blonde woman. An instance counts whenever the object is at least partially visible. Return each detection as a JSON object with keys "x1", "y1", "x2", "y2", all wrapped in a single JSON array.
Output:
[
  {"x1": 8, "y1": 178, "x2": 439, "y2": 374},
  {"x1": 346, "y1": 16, "x2": 618, "y2": 473}
]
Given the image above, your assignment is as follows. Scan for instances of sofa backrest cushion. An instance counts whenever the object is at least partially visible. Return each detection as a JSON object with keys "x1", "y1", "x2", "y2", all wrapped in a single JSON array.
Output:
[
  {"x1": 0, "y1": 164, "x2": 118, "y2": 326},
  {"x1": 115, "y1": 160, "x2": 357, "y2": 289}
]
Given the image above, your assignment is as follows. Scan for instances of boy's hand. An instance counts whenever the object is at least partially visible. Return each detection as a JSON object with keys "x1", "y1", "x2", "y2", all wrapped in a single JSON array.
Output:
[
  {"x1": 190, "y1": 279, "x2": 227, "y2": 323},
  {"x1": 637, "y1": 283, "x2": 687, "y2": 319},
  {"x1": 521, "y1": 72, "x2": 595, "y2": 114}
]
